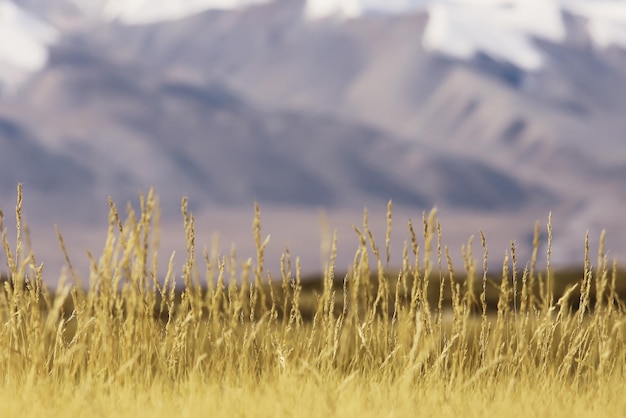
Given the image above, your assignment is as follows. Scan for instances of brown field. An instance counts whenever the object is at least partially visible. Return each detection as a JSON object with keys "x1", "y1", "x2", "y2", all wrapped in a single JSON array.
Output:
[{"x1": 1, "y1": 185, "x2": 626, "y2": 417}]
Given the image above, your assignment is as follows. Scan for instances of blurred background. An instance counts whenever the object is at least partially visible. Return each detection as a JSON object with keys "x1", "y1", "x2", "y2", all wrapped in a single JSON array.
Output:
[{"x1": 1, "y1": 0, "x2": 626, "y2": 280}]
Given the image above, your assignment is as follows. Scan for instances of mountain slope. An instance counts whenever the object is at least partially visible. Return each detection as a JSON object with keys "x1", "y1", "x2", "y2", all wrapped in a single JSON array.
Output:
[
  {"x1": 1, "y1": 0, "x2": 625, "y2": 274},
  {"x1": 2, "y1": 40, "x2": 555, "y2": 217}
]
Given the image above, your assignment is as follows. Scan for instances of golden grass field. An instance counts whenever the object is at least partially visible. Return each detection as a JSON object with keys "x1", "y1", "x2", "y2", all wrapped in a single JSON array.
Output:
[{"x1": 1, "y1": 185, "x2": 625, "y2": 417}]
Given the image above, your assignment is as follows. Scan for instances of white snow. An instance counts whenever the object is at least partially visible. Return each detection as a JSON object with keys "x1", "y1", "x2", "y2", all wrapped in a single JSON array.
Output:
[
  {"x1": 304, "y1": 0, "x2": 430, "y2": 20},
  {"x1": 304, "y1": 0, "x2": 363, "y2": 20},
  {"x1": 0, "y1": 1, "x2": 58, "y2": 91},
  {"x1": 423, "y1": 0, "x2": 567, "y2": 71},
  {"x1": 565, "y1": 1, "x2": 626, "y2": 49}
]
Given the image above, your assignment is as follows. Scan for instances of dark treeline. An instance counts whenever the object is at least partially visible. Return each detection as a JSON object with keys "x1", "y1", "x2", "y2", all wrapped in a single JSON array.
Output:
[{"x1": 2, "y1": 267, "x2": 625, "y2": 323}]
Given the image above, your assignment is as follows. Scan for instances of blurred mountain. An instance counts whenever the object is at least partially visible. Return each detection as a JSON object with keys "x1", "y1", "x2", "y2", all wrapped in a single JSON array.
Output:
[
  {"x1": 1, "y1": 0, "x2": 625, "y2": 273},
  {"x1": 2, "y1": 40, "x2": 550, "y2": 217}
]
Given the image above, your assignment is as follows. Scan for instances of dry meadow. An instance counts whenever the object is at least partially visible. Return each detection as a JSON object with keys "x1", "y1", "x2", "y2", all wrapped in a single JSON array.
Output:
[{"x1": 1, "y1": 185, "x2": 625, "y2": 417}]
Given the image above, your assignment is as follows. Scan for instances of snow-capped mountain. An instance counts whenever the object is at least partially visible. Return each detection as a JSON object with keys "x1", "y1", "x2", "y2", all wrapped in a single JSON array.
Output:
[
  {"x1": 304, "y1": 0, "x2": 626, "y2": 70},
  {"x1": 5, "y1": 0, "x2": 626, "y2": 88},
  {"x1": 1, "y1": 0, "x2": 626, "y2": 277}
]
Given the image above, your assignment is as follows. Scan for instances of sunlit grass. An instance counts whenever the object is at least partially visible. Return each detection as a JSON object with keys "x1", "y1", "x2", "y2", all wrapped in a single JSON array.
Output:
[{"x1": 1, "y1": 184, "x2": 625, "y2": 417}]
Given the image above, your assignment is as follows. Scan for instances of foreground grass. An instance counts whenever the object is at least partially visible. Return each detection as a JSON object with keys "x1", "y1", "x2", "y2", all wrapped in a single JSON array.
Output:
[
  {"x1": 1, "y1": 373, "x2": 625, "y2": 418},
  {"x1": 1, "y1": 186, "x2": 626, "y2": 417}
]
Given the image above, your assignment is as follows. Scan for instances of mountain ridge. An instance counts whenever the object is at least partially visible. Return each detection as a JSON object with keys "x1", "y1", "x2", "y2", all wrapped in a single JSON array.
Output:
[{"x1": 1, "y1": 0, "x2": 625, "y2": 276}]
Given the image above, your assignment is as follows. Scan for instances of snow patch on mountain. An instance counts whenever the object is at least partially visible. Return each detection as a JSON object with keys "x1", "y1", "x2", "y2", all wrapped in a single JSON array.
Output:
[
  {"x1": 304, "y1": 0, "x2": 430, "y2": 20},
  {"x1": 304, "y1": 0, "x2": 362, "y2": 20},
  {"x1": 566, "y1": 1, "x2": 626, "y2": 49},
  {"x1": 0, "y1": 1, "x2": 58, "y2": 92},
  {"x1": 423, "y1": 0, "x2": 566, "y2": 71}
]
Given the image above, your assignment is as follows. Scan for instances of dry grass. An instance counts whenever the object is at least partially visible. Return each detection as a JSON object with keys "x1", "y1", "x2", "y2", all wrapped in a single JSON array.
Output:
[{"x1": 1, "y1": 185, "x2": 626, "y2": 417}]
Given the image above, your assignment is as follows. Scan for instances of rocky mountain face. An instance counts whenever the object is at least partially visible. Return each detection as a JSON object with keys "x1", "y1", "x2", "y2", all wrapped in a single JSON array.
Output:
[{"x1": 1, "y1": 0, "x2": 625, "y2": 275}]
